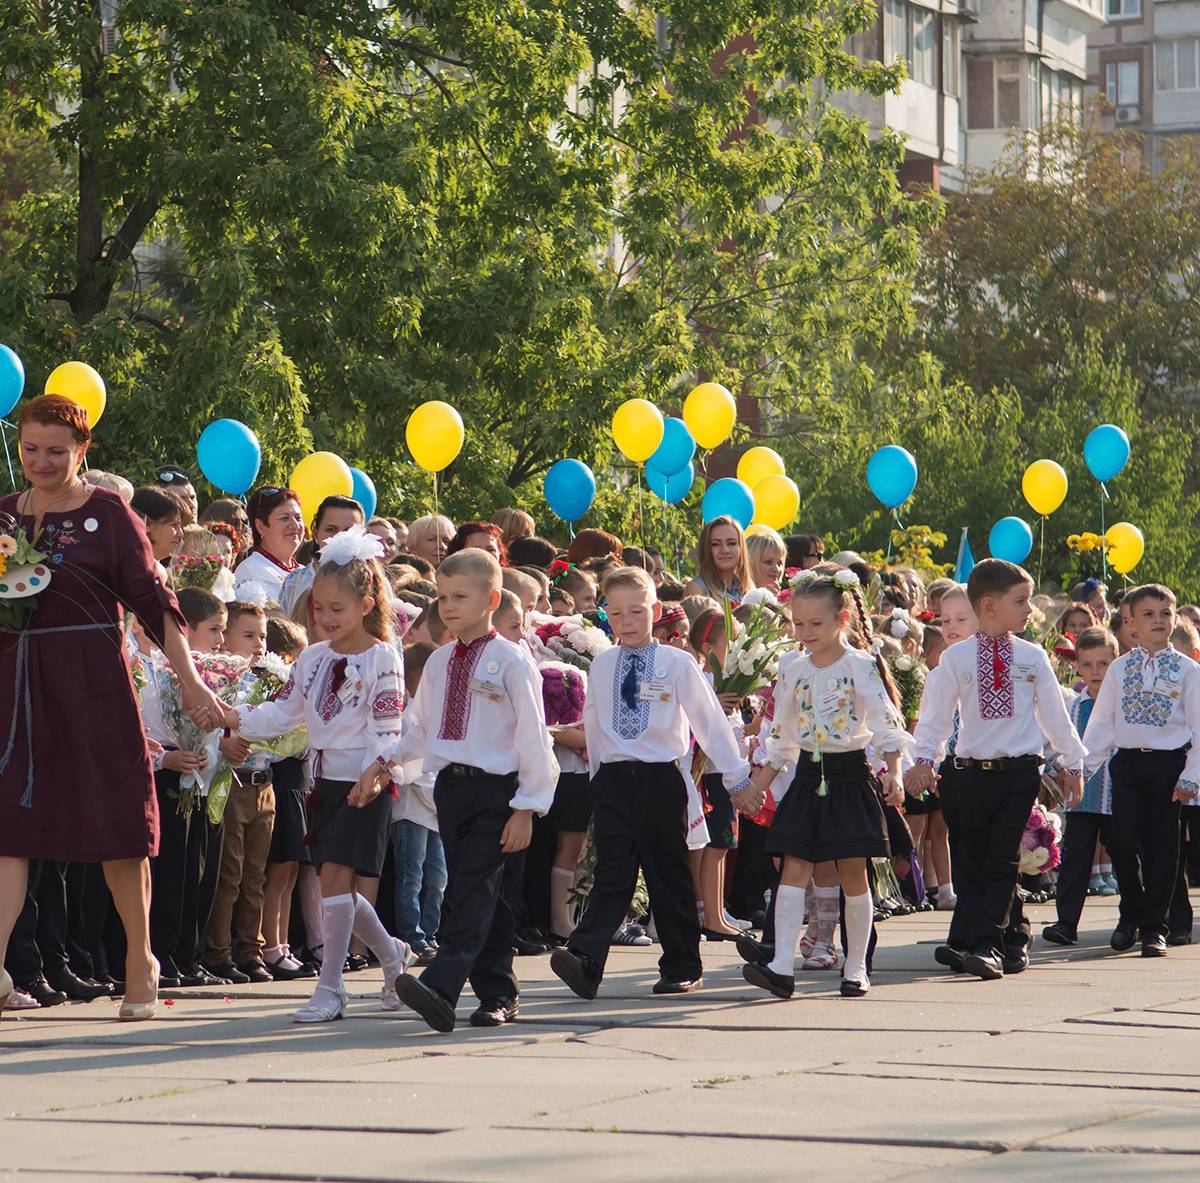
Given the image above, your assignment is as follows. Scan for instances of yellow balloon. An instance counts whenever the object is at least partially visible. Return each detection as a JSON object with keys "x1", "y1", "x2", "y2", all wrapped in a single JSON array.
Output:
[
  {"x1": 289, "y1": 451, "x2": 353, "y2": 528},
  {"x1": 44, "y1": 361, "x2": 106, "y2": 426},
  {"x1": 406, "y1": 400, "x2": 465, "y2": 473},
  {"x1": 683, "y1": 382, "x2": 736, "y2": 450},
  {"x1": 737, "y1": 446, "x2": 785, "y2": 490},
  {"x1": 1105, "y1": 521, "x2": 1145, "y2": 575},
  {"x1": 611, "y1": 398, "x2": 664, "y2": 463},
  {"x1": 1021, "y1": 459, "x2": 1068, "y2": 517},
  {"x1": 751, "y1": 474, "x2": 800, "y2": 531}
]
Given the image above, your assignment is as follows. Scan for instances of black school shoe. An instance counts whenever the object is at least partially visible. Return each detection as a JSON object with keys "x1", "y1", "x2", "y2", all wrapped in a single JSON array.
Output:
[
  {"x1": 394, "y1": 974, "x2": 456, "y2": 1033},
  {"x1": 47, "y1": 969, "x2": 114, "y2": 1001},
  {"x1": 736, "y1": 934, "x2": 774, "y2": 966},
  {"x1": 742, "y1": 961, "x2": 794, "y2": 1000},
  {"x1": 1141, "y1": 934, "x2": 1168, "y2": 957},
  {"x1": 1167, "y1": 930, "x2": 1194, "y2": 947},
  {"x1": 1041, "y1": 923, "x2": 1077, "y2": 946},
  {"x1": 177, "y1": 963, "x2": 226, "y2": 988},
  {"x1": 205, "y1": 960, "x2": 250, "y2": 985},
  {"x1": 1002, "y1": 950, "x2": 1030, "y2": 975},
  {"x1": 653, "y1": 975, "x2": 702, "y2": 994},
  {"x1": 962, "y1": 951, "x2": 1004, "y2": 981},
  {"x1": 550, "y1": 947, "x2": 601, "y2": 1000},
  {"x1": 1110, "y1": 923, "x2": 1138, "y2": 952},
  {"x1": 933, "y1": 945, "x2": 966, "y2": 973},
  {"x1": 22, "y1": 977, "x2": 68, "y2": 1007},
  {"x1": 839, "y1": 978, "x2": 869, "y2": 998},
  {"x1": 238, "y1": 960, "x2": 273, "y2": 984},
  {"x1": 469, "y1": 996, "x2": 519, "y2": 1027}
]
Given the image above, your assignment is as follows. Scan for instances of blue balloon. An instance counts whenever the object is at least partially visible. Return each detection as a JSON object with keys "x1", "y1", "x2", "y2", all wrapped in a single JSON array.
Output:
[
  {"x1": 646, "y1": 461, "x2": 695, "y2": 505},
  {"x1": 647, "y1": 417, "x2": 696, "y2": 477},
  {"x1": 0, "y1": 345, "x2": 24, "y2": 419},
  {"x1": 866, "y1": 445, "x2": 918, "y2": 509},
  {"x1": 702, "y1": 477, "x2": 755, "y2": 528},
  {"x1": 1083, "y1": 424, "x2": 1130, "y2": 483},
  {"x1": 989, "y1": 516, "x2": 1033, "y2": 564},
  {"x1": 544, "y1": 458, "x2": 596, "y2": 521},
  {"x1": 196, "y1": 419, "x2": 261, "y2": 496},
  {"x1": 350, "y1": 467, "x2": 377, "y2": 520}
]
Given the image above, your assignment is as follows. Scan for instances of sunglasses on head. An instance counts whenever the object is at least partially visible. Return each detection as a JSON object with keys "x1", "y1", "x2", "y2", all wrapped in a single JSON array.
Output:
[{"x1": 156, "y1": 467, "x2": 192, "y2": 485}]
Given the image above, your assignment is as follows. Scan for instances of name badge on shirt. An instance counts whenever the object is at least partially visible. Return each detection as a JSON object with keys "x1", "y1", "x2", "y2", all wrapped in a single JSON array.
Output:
[
  {"x1": 818, "y1": 682, "x2": 846, "y2": 716},
  {"x1": 468, "y1": 677, "x2": 505, "y2": 702},
  {"x1": 1016, "y1": 664, "x2": 1037, "y2": 684},
  {"x1": 639, "y1": 680, "x2": 671, "y2": 702},
  {"x1": 338, "y1": 676, "x2": 361, "y2": 703}
]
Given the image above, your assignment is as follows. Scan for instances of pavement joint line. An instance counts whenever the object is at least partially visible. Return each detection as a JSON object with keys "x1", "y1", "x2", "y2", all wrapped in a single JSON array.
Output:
[
  {"x1": 883, "y1": 1060, "x2": 1200, "y2": 1080},
  {"x1": 809, "y1": 1067, "x2": 1200, "y2": 1095},
  {"x1": 1022, "y1": 1144, "x2": 1200, "y2": 1156},
  {"x1": 1064, "y1": 1016, "x2": 1200, "y2": 1031}
]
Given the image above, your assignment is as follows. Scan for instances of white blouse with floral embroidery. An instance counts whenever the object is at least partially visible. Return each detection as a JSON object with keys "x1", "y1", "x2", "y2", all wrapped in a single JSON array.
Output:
[{"x1": 763, "y1": 646, "x2": 912, "y2": 771}]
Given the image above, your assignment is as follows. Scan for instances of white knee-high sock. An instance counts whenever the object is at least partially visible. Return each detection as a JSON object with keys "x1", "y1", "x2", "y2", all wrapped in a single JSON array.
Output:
[
  {"x1": 316, "y1": 894, "x2": 354, "y2": 995},
  {"x1": 843, "y1": 891, "x2": 874, "y2": 985},
  {"x1": 550, "y1": 867, "x2": 576, "y2": 937},
  {"x1": 767, "y1": 884, "x2": 806, "y2": 976},
  {"x1": 352, "y1": 894, "x2": 402, "y2": 969}
]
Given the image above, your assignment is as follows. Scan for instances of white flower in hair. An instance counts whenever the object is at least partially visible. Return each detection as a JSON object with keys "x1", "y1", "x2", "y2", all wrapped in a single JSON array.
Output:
[
  {"x1": 233, "y1": 581, "x2": 271, "y2": 607},
  {"x1": 320, "y1": 524, "x2": 386, "y2": 568},
  {"x1": 888, "y1": 606, "x2": 913, "y2": 639},
  {"x1": 833, "y1": 568, "x2": 860, "y2": 590},
  {"x1": 789, "y1": 569, "x2": 818, "y2": 591},
  {"x1": 870, "y1": 636, "x2": 885, "y2": 656}
]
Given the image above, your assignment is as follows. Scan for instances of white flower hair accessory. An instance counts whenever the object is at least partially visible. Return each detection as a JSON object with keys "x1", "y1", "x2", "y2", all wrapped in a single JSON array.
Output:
[
  {"x1": 320, "y1": 525, "x2": 386, "y2": 568},
  {"x1": 889, "y1": 607, "x2": 914, "y2": 639},
  {"x1": 870, "y1": 635, "x2": 886, "y2": 656},
  {"x1": 233, "y1": 580, "x2": 271, "y2": 607},
  {"x1": 833, "y1": 568, "x2": 860, "y2": 590},
  {"x1": 789, "y1": 569, "x2": 819, "y2": 592}
]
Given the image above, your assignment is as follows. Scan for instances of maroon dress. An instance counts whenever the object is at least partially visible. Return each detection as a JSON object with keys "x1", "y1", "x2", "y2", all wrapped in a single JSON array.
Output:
[{"x1": 0, "y1": 486, "x2": 184, "y2": 861}]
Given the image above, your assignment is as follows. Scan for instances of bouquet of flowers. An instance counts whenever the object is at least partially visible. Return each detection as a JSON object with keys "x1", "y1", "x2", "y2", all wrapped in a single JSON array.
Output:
[
  {"x1": 529, "y1": 613, "x2": 613, "y2": 670},
  {"x1": 887, "y1": 651, "x2": 927, "y2": 726},
  {"x1": 170, "y1": 553, "x2": 222, "y2": 592},
  {"x1": 151, "y1": 652, "x2": 248, "y2": 816},
  {"x1": 1019, "y1": 803, "x2": 1064, "y2": 876},
  {"x1": 206, "y1": 652, "x2": 308, "y2": 824},
  {"x1": 705, "y1": 597, "x2": 791, "y2": 702},
  {"x1": 0, "y1": 516, "x2": 52, "y2": 631}
]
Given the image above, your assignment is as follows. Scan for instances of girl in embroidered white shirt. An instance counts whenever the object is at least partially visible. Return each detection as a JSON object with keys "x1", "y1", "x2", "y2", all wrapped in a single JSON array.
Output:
[
  {"x1": 746, "y1": 570, "x2": 911, "y2": 1000},
  {"x1": 224, "y1": 528, "x2": 415, "y2": 1024}
]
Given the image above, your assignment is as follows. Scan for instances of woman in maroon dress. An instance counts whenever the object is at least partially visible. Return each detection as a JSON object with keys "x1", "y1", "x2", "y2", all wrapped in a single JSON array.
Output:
[{"x1": 0, "y1": 396, "x2": 227, "y2": 1021}]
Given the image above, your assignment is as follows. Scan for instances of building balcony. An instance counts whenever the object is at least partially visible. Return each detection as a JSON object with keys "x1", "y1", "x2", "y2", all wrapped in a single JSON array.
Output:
[{"x1": 1045, "y1": 0, "x2": 1107, "y2": 31}]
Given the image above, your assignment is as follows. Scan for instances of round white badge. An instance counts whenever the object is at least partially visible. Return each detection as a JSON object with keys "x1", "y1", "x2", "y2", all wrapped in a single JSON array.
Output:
[
  {"x1": 84, "y1": 518, "x2": 99, "y2": 533},
  {"x1": 486, "y1": 660, "x2": 500, "y2": 675},
  {"x1": 655, "y1": 666, "x2": 667, "y2": 680}
]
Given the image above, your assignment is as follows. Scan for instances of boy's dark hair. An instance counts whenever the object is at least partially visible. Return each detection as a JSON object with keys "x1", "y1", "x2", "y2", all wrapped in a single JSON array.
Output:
[
  {"x1": 1075, "y1": 625, "x2": 1118, "y2": 656},
  {"x1": 548, "y1": 586, "x2": 575, "y2": 612},
  {"x1": 404, "y1": 641, "x2": 437, "y2": 690},
  {"x1": 390, "y1": 553, "x2": 434, "y2": 577},
  {"x1": 226, "y1": 600, "x2": 267, "y2": 629},
  {"x1": 395, "y1": 589, "x2": 432, "y2": 609},
  {"x1": 131, "y1": 486, "x2": 182, "y2": 524},
  {"x1": 1124, "y1": 583, "x2": 1177, "y2": 612},
  {"x1": 621, "y1": 545, "x2": 652, "y2": 572},
  {"x1": 266, "y1": 615, "x2": 308, "y2": 655},
  {"x1": 507, "y1": 535, "x2": 559, "y2": 569},
  {"x1": 966, "y1": 558, "x2": 1032, "y2": 609},
  {"x1": 177, "y1": 587, "x2": 225, "y2": 629},
  {"x1": 657, "y1": 577, "x2": 685, "y2": 602},
  {"x1": 413, "y1": 599, "x2": 447, "y2": 643}
]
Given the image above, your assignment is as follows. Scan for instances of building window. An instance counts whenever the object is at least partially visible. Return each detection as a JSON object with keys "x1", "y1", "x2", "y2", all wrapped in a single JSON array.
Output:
[
  {"x1": 885, "y1": 0, "x2": 938, "y2": 88},
  {"x1": 1105, "y1": 59, "x2": 1140, "y2": 106},
  {"x1": 911, "y1": 8, "x2": 935, "y2": 85},
  {"x1": 1157, "y1": 39, "x2": 1200, "y2": 92},
  {"x1": 942, "y1": 17, "x2": 959, "y2": 97},
  {"x1": 1106, "y1": 0, "x2": 1140, "y2": 18}
]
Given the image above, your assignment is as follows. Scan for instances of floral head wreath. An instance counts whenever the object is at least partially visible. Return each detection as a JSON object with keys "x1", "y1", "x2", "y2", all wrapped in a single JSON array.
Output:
[
  {"x1": 207, "y1": 520, "x2": 241, "y2": 548},
  {"x1": 788, "y1": 568, "x2": 819, "y2": 593},
  {"x1": 549, "y1": 558, "x2": 576, "y2": 587},
  {"x1": 320, "y1": 525, "x2": 386, "y2": 568},
  {"x1": 887, "y1": 606, "x2": 915, "y2": 640}
]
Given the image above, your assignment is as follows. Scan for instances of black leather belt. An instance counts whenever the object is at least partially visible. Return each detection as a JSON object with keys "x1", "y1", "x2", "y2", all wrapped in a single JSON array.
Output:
[
  {"x1": 952, "y1": 755, "x2": 1040, "y2": 772},
  {"x1": 446, "y1": 763, "x2": 490, "y2": 778},
  {"x1": 234, "y1": 768, "x2": 273, "y2": 786}
]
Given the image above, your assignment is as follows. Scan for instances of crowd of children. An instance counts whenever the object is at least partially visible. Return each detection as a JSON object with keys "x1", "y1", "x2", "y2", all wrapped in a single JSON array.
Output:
[{"x1": 7, "y1": 466, "x2": 1200, "y2": 1033}]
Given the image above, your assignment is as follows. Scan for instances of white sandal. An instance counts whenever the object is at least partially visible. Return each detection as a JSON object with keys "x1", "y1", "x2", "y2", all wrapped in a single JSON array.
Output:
[
  {"x1": 293, "y1": 985, "x2": 347, "y2": 1024},
  {"x1": 0, "y1": 969, "x2": 12, "y2": 1018},
  {"x1": 381, "y1": 938, "x2": 418, "y2": 1011}
]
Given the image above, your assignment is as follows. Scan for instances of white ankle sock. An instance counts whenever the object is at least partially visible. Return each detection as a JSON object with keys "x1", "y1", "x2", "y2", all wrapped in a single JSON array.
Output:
[
  {"x1": 767, "y1": 884, "x2": 806, "y2": 975},
  {"x1": 936, "y1": 882, "x2": 955, "y2": 900},
  {"x1": 843, "y1": 891, "x2": 873, "y2": 985},
  {"x1": 550, "y1": 867, "x2": 576, "y2": 937},
  {"x1": 317, "y1": 894, "x2": 355, "y2": 995},
  {"x1": 352, "y1": 894, "x2": 402, "y2": 969}
]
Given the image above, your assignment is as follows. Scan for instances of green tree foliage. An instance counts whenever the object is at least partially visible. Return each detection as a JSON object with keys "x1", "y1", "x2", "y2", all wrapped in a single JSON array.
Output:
[{"x1": 0, "y1": 0, "x2": 933, "y2": 521}]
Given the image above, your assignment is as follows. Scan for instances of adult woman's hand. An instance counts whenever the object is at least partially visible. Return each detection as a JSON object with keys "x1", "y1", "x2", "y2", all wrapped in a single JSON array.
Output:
[{"x1": 180, "y1": 677, "x2": 227, "y2": 732}]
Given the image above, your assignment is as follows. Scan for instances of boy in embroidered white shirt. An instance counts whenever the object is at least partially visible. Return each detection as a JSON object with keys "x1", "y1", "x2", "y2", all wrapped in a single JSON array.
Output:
[
  {"x1": 907, "y1": 559, "x2": 1084, "y2": 981},
  {"x1": 392, "y1": 548, "x2": 558, "y2": 1033},
  {"x1": 550, "y1": 566, "x2": 758, "y2": 1000},
  {"x1": 1081, "y1": 584, "x2": 1200, "y2": 956}
]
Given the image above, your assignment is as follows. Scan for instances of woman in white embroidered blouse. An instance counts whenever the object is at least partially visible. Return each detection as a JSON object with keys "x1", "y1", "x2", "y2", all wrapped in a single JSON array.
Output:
[{"x1": 225, "y1": 530, "x2": 414, "y2": 1025}]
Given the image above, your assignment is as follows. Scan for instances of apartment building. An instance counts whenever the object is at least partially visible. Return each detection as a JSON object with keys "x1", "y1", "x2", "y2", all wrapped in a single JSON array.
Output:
[{"x1": 1089, "y1": 0, "x2": 1200, "y2": 165}]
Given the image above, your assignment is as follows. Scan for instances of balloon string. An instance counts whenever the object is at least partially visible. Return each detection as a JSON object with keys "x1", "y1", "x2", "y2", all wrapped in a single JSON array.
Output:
[
  {"x1": 432, "y1": 470, "x2": 439, "y2": 520},
  {"x1": 1100, "y1": 481, "x2": 1108, "y2": 580},
  {"x1": 1038, "y1": 515, "x2": 1046, "y2": 588},
  {"x1": 637, "y1": 466, "x2": 645, "y2": 554},
  {"x1": 0, "y1": 421, "x2": 16, "y2": 491}
]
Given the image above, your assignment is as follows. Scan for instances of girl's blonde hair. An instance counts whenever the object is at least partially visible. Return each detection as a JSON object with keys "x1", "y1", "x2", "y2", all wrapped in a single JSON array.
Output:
[
  {"x1": 696, "y1": 516, "x2": 753, "y2": 600},
  {"x1": 179, "y1": 525, "x2": 219, "y2": 558},
  {"x1": 492, "y1": 507, "x2": 535, "y2": 547},
  {"x1": 314, "y1": 557, "x2": 393, "y2": 643}
]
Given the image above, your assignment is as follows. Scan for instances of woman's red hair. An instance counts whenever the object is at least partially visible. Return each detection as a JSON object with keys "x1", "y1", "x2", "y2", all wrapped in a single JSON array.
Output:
[
  {"x1": 17, "y1": 395, "x2": 92, "y2": 446},
  {"x1": 446, "y1": 521, "x2": 508, "y2": 566}
]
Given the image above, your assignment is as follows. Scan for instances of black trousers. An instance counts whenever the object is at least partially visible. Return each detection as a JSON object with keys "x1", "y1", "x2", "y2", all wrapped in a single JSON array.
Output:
[
  {"x1": 727, "y1": 816, "x2": 774, "y2": 920},
  {"x1": 1168, "y1": 810, "x2": 1197, "y2": 938},
  {"x1": 7, "y1": 860, "x2": 70, "y2": 986},
  {"x1": 66, "y1": 863, "x2": 112, "y2": 980},
  {"x1": 569, "y1": 761, "x2": 701, "y2": 983},
  {"x1": 935, "y1": 761, "x2": 969, "y2": 952},
  {"x1": 149, "y1": 770, "x2": 191, "y2": 968},
  {"x1": 1055, "y1": 812, "x2": 1136, "y2": 935},
  {"x1": 179, "y1": 811, "x2": 224, "y2": 969},
  {"x1": 421, "y1": 770, "x2": 519, "y2": 1006},
  {"x1": 1108, "y1": 747, "x2": 1187, "y2": 941},
  {"x1": 952, "y1": 763, "x2": 1041, "y2": 957}
]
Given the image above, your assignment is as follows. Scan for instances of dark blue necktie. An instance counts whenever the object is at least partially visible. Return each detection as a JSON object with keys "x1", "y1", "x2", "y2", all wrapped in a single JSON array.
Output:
[
  {"x1": 1078, "y1": 695, "x2": 1093, "y2": 735},
  {"x1": 621, "y1": 650, "x2": 643, "y2": 712}
]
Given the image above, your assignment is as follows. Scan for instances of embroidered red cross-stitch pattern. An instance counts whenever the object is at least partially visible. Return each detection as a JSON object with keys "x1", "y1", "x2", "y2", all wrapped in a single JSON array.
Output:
[
  {"x1": 372, "y1": 691, "x2": 402, "y2": 721},
  {"x1": 438, "y1": 635, "x2": 492, "y2": 741},
  {"x1": 976, "y1": 634, "x2": 1014, "y2": 721}
]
